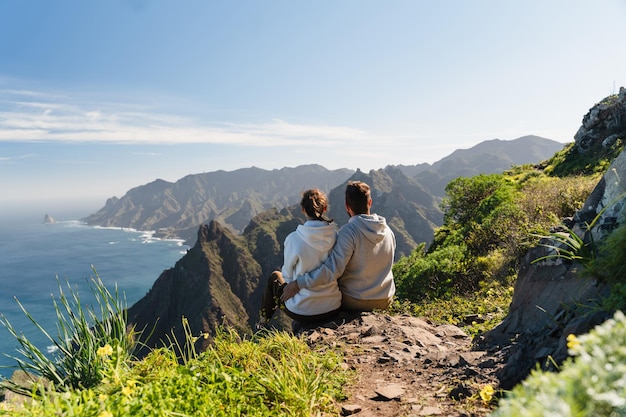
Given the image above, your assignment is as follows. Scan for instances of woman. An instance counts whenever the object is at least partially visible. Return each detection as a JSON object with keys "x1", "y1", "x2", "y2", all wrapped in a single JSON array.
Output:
[{"x1": 258, "y1": 189, "x2": 341, "y2": 327}]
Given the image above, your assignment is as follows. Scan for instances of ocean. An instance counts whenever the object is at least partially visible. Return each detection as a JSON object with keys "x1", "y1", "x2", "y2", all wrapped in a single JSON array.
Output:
[{"x1": 0, "y1": 210, "x2": 190, "y2": 379}]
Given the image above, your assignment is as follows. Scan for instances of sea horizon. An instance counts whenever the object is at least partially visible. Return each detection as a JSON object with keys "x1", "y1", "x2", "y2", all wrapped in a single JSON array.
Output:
[{"x1": 0, "y1": 207, "x2": 190, "y2": 379}]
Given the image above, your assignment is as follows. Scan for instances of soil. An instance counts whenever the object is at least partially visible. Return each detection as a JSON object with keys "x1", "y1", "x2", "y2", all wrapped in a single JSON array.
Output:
[{"x1": 301, "y1": 312, "x2": 505, "y2": 417}]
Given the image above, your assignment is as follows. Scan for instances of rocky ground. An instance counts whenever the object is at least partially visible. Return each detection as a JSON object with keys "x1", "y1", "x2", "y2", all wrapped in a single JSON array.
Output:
[{"x1": 301, "y1": 312, "x2": 505, "y2": 417}]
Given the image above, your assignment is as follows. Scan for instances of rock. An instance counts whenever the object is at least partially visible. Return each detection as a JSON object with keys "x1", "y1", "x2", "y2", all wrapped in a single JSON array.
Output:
[
  {"x1": 341, "y1": 404, "x2": 362, "y2": 415},
  {"x1": 573, "y1": 87, "x2": 626, "y2": 153},
  {"x1": 374, "y1": 383, "x2": 405, "y2": 400},
  {"x1": 448, "y1": 383, "x2": 472, "y2": 400},
  {"x1": 43, "y1": 214, "x2": 55, "y2": 224}
]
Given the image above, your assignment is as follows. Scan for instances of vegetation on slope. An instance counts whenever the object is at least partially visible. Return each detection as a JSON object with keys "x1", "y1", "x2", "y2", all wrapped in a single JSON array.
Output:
[{"x1": 391, "y1": 165, "x2": 599, "y2": 335}]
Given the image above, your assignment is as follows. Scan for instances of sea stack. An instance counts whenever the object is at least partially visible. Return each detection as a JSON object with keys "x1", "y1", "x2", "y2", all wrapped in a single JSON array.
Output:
[{"x1": 43, "y1": 214, "x2": 56, "y2": 224}]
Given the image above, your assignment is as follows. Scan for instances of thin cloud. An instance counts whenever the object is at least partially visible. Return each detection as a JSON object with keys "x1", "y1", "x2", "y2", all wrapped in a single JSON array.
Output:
[
  {"x1": 0, "y1": 89, "x2": 376, "y2": 148},
  {"x1": 0, "y1": 153, "x2": 36, "y2": 162}
]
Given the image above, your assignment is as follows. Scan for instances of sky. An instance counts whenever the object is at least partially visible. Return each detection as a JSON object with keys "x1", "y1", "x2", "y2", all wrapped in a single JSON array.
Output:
[{"x1": 1, "y1": 1, "x2": 626, "y2": 217}]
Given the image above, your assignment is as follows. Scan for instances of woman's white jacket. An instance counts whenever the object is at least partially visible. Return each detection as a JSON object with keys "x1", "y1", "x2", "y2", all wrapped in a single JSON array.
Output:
[{"x1": 282, "y1": 220, "x2": 342, "y2": 316}]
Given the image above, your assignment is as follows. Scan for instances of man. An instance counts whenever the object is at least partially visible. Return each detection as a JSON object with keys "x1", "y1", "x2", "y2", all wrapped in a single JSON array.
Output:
[{"x1": 281, "y1": 180, "x2": 396, "y2": 311}]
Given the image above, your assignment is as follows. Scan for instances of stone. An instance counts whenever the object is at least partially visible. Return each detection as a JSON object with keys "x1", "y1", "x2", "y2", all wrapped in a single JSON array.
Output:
[
  {"x1": 374, "y1": 383, "x2": 405, "y2": 400},
  {"x1": 341, "y1": 404, "x2": 362, "y2": 416}
]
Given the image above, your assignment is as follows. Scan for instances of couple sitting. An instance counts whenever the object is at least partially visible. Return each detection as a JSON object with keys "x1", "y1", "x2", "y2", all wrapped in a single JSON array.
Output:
[{"x1": 259, "y1": 181, "x2": 396, "y2": 328}]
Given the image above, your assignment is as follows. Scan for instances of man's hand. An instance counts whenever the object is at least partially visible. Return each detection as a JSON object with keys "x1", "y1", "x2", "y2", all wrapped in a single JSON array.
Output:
[{"x1": 280, "y1": 281, "x2": 300, "y2": 302}]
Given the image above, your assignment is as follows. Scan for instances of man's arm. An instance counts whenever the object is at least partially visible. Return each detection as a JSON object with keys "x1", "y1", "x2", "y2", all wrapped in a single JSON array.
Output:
[{"x1": 281, "y1": 226, "x2": 354, "y2": 302}]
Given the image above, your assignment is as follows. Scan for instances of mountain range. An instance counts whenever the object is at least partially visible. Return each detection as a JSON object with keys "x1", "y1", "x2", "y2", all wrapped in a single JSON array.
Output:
[{"x1": 83, "y1": 135, "x2": 564, "y2": 253}]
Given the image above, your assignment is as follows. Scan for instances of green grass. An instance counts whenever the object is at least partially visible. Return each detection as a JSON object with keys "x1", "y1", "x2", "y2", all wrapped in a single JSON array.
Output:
[
  {"x1": 5, "y1": 329, "x2": 347, "y2": 417},
  {"x1": 0, "y1": 273, "x2": 349, "y2": 416}
]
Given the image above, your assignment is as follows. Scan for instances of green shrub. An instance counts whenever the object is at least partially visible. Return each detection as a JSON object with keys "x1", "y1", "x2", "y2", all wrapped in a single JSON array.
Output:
[
  {"x1": 491, "y1": 310, "x2": 626, "y2": 416},
  {"x1": 394, "y1": 168, "x2": 598, "y2": 304},
  {"x1": 393, "y1": 242, "x2": 468, "y2": 301}
]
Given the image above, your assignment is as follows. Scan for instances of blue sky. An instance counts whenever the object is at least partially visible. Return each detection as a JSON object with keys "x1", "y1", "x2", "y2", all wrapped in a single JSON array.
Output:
[{"x1": 1, "y1": 1, "x2": 626, "y2": 216}]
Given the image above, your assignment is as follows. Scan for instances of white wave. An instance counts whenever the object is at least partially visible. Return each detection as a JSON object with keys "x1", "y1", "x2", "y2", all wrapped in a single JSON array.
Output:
[
  {"x1": 47, "y1": 345, "x2": 58, "y2": 354},
  {"x1": 94, "y1": 225, "x2": 141, "y2": 233}
]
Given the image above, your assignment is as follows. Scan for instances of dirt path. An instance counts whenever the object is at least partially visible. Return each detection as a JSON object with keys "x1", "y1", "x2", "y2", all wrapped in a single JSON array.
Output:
[{"x1": 303, "y1": 312, "x2": 503, "y2": 417}]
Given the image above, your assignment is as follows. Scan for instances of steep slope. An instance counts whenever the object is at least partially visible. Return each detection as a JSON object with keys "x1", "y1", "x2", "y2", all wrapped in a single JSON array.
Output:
[
  {"x1": 479, "y1": 90, "x2": 626, "y2": 389},
  {"x1": 83, "y1": 165, "x2": 353, "y2": 237},
  {"x1": 127, "y1": 221, "x2": 262, "y2": 357}
]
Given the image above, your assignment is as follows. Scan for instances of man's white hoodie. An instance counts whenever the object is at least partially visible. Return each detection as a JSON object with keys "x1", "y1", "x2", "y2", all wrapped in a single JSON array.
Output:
[{"x1": 282, "y1": 220, "x2": 342, "y2": 316}]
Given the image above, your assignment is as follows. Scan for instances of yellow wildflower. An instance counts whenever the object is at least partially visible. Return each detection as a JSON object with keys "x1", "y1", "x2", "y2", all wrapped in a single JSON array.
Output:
[
  {"x1": 566, "y1": 334, "x2": 581, "y2": 351},
  {"x1": 121, "y1": 385, "x2": 133, "y2": 396},
  {"x1": 98, "y1": 411, "x2": 113, "y2": 417},
  {"x1": 479, "y1": 384, "x2": 495, "y2": 404},
  {"x1": 97, "y1": 344, "x2": 113, "y2": 357}
]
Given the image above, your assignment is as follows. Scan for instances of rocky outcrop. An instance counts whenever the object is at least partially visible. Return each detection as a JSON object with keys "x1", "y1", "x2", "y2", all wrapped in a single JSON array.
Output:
[
  {"x1": 574, "y1": 87, "x2": 626, "y2": 153},
  {"x1": 43, "y1": 214, "x2": 55, "y2": 224},
  {"x1": 126, "y1": 204, "x2": 302, "y2": 355},
  {"x1": 480, "y1": 149, "x2": 626, "y2": 389},
  {"x1": 127, "y1": 221, "x2": 264, "y2": 357}
]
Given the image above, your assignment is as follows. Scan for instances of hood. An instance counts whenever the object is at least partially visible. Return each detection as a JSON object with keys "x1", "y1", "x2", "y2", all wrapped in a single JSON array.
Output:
[
  {"x1": 350, "y1": 214, "x2": 389, "y2": 244},
  {"x1": 295, "y1": 221, "x2": 337, "y2": 252}
]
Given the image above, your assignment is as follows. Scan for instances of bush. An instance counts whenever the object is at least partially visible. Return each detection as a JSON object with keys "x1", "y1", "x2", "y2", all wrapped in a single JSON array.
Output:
[
  {"x1": 394, "y1": 168, "x2": 598, "y2": 304},
  {"x1": 492, "y1": 310, "x2": 626, "y2": 416}
]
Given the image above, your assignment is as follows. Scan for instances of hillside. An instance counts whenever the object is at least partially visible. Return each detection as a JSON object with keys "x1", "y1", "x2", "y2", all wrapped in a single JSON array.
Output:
[{"x1": 4, "y1": 92, "x2": 626, "y2": 416}]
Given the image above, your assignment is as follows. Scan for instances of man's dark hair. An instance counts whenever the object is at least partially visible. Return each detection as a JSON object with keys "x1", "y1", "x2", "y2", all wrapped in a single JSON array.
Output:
[{"x1": 345, "y1": 181, "x2": 371, "y2": 214}]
